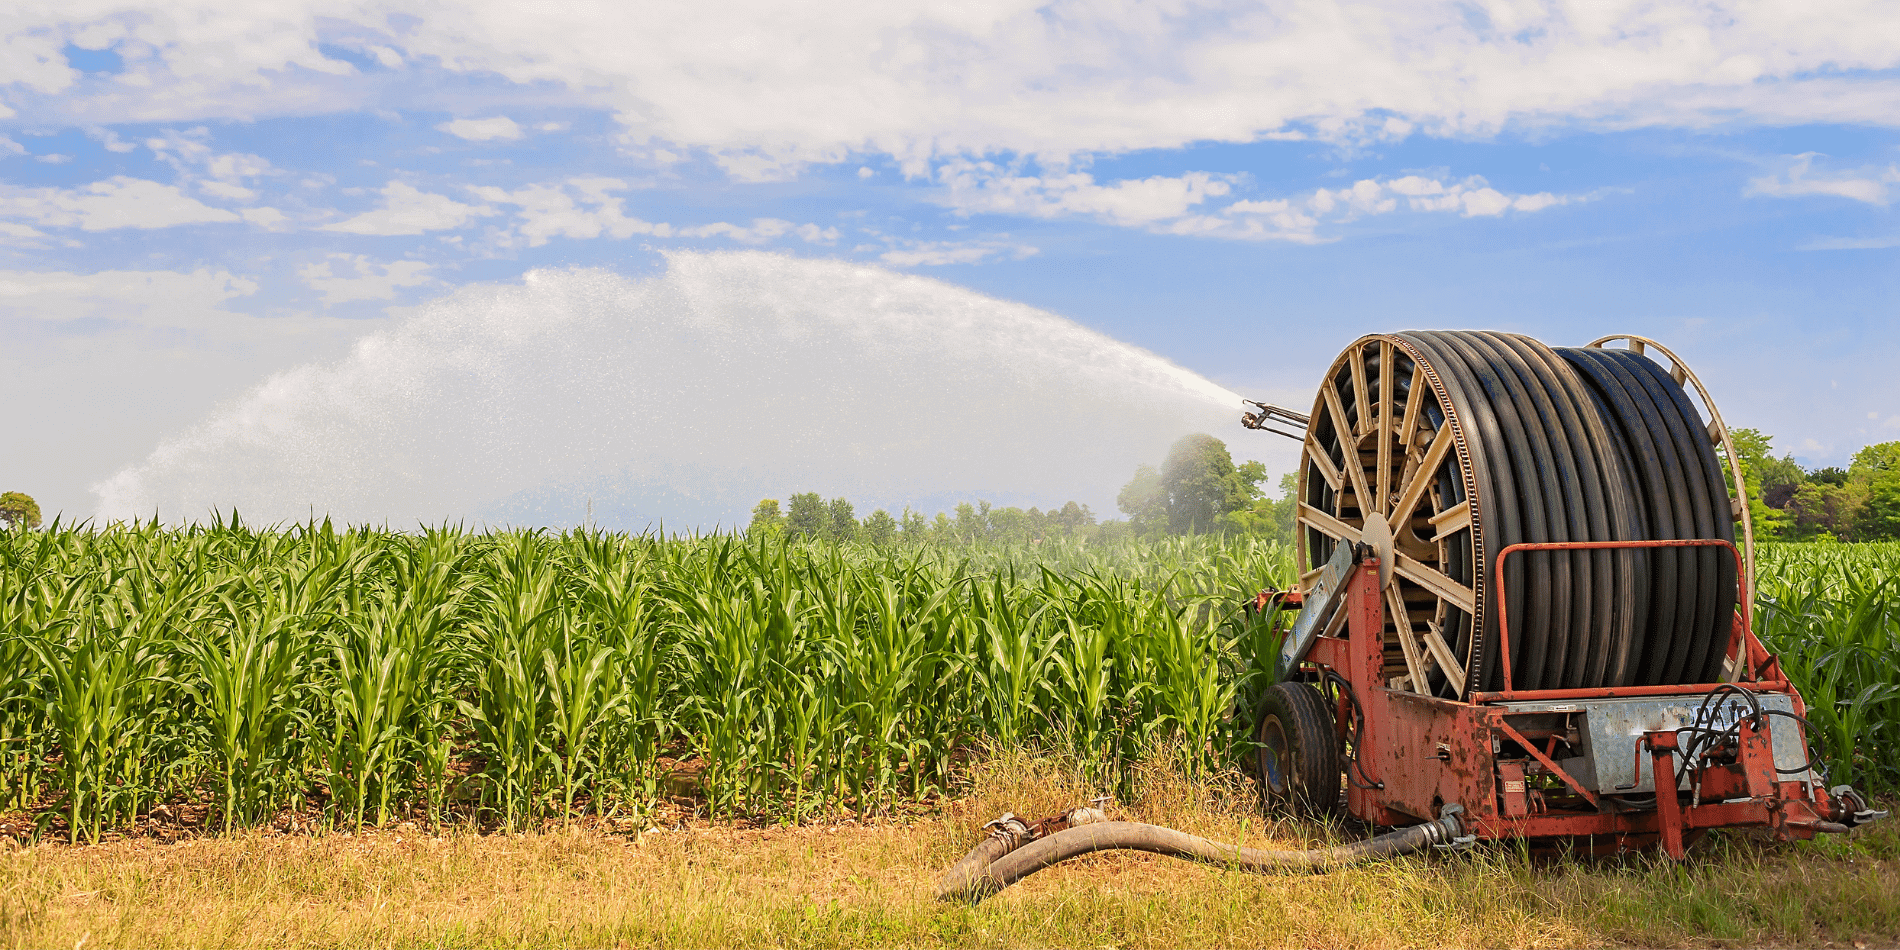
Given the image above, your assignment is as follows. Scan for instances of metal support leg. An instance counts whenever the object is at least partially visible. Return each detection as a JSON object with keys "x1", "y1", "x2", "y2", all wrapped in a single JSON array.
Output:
[{"x1": 1647, "y1": 731, "x2": 1686, "y2": 860}]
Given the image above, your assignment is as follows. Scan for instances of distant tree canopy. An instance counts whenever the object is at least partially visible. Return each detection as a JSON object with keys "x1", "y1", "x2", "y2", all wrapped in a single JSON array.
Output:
[
  {"x1": 0, "y1": 492, "x2": 40, "y2": 530},
  {"x1": 745, "y1": 493, "x2": 1098, "y2": 545},
  {"x1": 1117, "y1": 433, "x2": 1293, "y2": 540},
  {"x1": 748, "y1": 499, "x2": 785, "y2": 537},
  {"x1": 1730, "y1": 430, "x2": 1900, "y2": 542}
]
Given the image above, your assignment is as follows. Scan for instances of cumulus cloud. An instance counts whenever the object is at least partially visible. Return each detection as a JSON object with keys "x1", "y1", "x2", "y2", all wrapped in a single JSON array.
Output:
[
  {"x1": 321, "y1": 181, "x2": 494, "y2": 235},
  {"x1": 437, "y1": 116, "x2": 523, "y2": 141},
  {"x1": 0, "y1": 176, "x2": 241, "y2": 231},
  {"x1": 1747, "y1": 153, "x2": 1899, "y2": 206},
  {"x1": 3, "y1": 3, "x2": 1900, "y2": 171},
  {"x1": 297, "y1": 254, "x2": 434, "y2": 305}
]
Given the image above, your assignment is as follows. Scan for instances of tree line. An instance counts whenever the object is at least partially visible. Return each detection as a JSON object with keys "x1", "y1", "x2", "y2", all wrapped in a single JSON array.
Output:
[
  {"x1": 1733, "y1": 431, "x2": 1900, "y2": 542},
  {"x1": 747, "y1": 493, "x2": 1101, "y2": 544},
  {"x1": 749, "y1": 433, "x2": 1298, "y2": 544}
]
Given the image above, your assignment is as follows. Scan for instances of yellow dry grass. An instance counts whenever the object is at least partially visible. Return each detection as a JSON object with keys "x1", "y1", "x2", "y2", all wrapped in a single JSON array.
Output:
[{"x1": 0, "y1": 753, "x2": 1894, "y2": 949}]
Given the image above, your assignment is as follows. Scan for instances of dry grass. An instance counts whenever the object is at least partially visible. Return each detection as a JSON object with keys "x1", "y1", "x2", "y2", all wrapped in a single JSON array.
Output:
[{"x1": 0, "y1": 753, "x2": 1894, "y2": 949}]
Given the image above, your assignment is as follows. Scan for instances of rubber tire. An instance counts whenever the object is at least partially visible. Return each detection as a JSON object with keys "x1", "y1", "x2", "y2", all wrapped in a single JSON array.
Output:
[{"x1": 1255, "y1": 681, "x2": 1341, "y2": 816}]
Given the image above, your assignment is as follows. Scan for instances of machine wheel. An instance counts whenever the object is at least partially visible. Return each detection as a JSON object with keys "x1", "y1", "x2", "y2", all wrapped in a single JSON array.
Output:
[{"x1": 1255, "y1": 681, "x2": 1341, "y2": 816}]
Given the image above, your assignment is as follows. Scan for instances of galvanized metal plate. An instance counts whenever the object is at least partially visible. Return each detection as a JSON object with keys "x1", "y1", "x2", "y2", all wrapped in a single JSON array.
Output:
[
  {"x1": 1499, "y1": 692, "x2": 1812, "y2": 793},
  {"x1": 1277, "y1": 541, "x2": 1358, "y2": 681}
]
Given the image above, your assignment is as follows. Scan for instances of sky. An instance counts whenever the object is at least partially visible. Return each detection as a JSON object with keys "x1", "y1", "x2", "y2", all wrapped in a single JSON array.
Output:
[{"x1": 3, "y1": 1, "x2": 1899, "y2": 527}]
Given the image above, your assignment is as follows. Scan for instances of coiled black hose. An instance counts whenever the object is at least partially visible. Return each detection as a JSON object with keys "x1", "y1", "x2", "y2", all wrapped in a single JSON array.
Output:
[{"x1": 1381, "y1": 332, "x2": 1735, "y2": 693}]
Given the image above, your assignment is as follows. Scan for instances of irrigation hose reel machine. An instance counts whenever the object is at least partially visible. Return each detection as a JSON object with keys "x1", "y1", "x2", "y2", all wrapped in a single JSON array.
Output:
[{"x1": 1243, "y1": 330, "x2": 1886, "y2": 857}]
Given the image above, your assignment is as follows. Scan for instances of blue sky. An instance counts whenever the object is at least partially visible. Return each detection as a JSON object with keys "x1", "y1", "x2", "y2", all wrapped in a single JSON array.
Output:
[{"x1": 3, "y1": 2, "x2": 1898, "y2": 525}]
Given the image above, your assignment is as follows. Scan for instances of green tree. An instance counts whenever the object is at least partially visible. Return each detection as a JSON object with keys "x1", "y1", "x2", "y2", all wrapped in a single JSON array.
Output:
[
  {"x1": 1227, "y1": 472, "x2": 1298, "y2": 542},
  {"x1": 747, "y1": 498, "x2": 785, "y2": 537},
  {"x1": 988, "y1": 506, "x2": 1028, "y2": 542},
  {"x1": 1728, "y1": 428, "x2": 1793, "y2": 540},
  {"x1": 1809, "y1": 466, "x2": 1849, "y2": 486},
  {"x1": 1787, "y1": 480, "x2": 1866, "y2": 541},
  {"x1": 953, "y1": 501, "x2": 991, "y2": 541},
  {"x1": 1051, "y1": 501, "x2": 1095, "y2": 536},
  {"x1": 1116, "y1": 464, "x2": 1167, "y2": 535},
  {"x1": 1160, "y1": 433, "x2": 1253, "y2": 534},
  {"x1": 1851, "y1": 441, "x2": 1900, "y2": 541},
  {"x1": 825, "y1": 497, "x2": 858, "y2": 541},
  {"x1": 861, "y1": 509, "x2": 898, "y2": 544},
  {"x1": 0, "y1": 492, "x2": 40, "y2": 530},
  {"x1": 900, "y1": 507, "x2": 928, "y2": 538},
  {"x1": 785, "y1": 492, "x2": 826, "y2": 540}
]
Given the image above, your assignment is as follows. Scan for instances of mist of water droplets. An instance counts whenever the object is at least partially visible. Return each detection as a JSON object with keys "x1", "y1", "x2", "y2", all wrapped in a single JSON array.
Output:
[{"x1": 95, "y1": 250, "x2": 1245, "y2": 528}]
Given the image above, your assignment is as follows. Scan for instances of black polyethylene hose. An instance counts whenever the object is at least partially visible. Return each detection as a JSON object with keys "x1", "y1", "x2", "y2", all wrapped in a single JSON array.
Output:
[{"x1": 937, "y1": 815, "x2": 1466, "y2": 904}]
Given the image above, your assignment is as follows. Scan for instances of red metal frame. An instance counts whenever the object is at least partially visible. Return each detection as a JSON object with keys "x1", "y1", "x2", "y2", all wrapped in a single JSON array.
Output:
[
  {"x1": 1276, "y1": 540, "x2": 1850, "y2": 858},
  {"x1": 1487, "y1": 538, "x2": 1782, "y2": 699}
]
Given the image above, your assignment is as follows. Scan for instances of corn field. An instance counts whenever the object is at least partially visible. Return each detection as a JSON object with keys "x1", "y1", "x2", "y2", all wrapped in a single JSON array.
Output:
[
  {"x1": 0, "y1": 519, "x2": 1291, "y2": 841},
  {"x1": 1755, "y1": 541, "x2": 1900, "y2": 794},
  {"x1": 0, "y1": 523, "x2": 1893, "y2": 843}
]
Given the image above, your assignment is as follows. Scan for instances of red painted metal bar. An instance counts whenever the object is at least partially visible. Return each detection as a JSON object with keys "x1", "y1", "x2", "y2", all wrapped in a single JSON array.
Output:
[
  {"x1": 1495, "y1": 719, "x2": 1599, "y2": 808},
  {"x1": 1647, "y1": 731, "x2": 1687, "y2": 859},
  {"x1": 1488, "y1": 538, "x2": 1765, "y2": 702},
  {"x1": 1473, "y1": 679, "x2": 1791, "y2": 704}
]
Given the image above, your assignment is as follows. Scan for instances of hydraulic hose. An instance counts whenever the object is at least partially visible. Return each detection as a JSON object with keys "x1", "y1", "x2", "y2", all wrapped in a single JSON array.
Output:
[{"x1": 937, "y1": 811, "x2": 1467, "y2": 904}]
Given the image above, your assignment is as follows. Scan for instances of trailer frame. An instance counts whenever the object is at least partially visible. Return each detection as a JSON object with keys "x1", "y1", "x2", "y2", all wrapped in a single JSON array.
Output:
[{"x1": 1260, "y1": 538, "x2": 1877, "y2": 857}]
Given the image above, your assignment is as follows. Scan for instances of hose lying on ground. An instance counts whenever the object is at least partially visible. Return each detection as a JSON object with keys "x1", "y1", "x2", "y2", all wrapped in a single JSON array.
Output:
[{"x1": 936, "y1": 806, "x2": 1468, "y2": 903}]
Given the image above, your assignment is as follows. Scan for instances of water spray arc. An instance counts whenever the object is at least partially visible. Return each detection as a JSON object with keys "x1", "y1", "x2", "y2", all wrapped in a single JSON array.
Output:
[{"x1": 94, "y1": 252, "x2": 1246, "y2": 528}]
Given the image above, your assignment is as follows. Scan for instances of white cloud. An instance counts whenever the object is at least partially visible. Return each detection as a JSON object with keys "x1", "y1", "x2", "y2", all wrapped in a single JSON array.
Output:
[
  {"x1": 0, "y1": 136, "x2": 23, "y2": 157},
  {"x1": 141, "y1": 129, "x2": 278, "y2": 206},
  {"x1": 0, "y1": 176, "x2": 241, "y2": 231},
  {"x1": 4, "y1": 4, "x2": 1900, "y2": 171},
  {"x1": 199, "y1": 180, "x2": 256, "y2": 200},
  {"x1": 240, "y1": 206, "x2": 287, "y2": 227},
  {"x1": 437, "y1": 116, "x2": 523, "y2": 141},
  {"x1": 322, "y1": 181, "x2": 494, "y2": 235},
  {"x1": 1747, "y1": 153, "x2": 1899, "y2": 206},
  {"x1": 471, "y1": 176, "x2": 838, "y2": 247},
  {"x1": 936, "y1": 164, "x2": 1577, "y2": 242},
  {"x1": 0, "y1": 266, "x2": 257, "y2": 331},
  {"x1": 877, "y1": 239, "x2": 1039, "y2": 267},
  {"x1": 938, "y1": 162, "x2": 1234, "y2": 226},
  {"x1": 469, "y1": 177, "x2": 663, "y2": 245},
  {"x1": 677, "y1": 218, "x2": 839, "y2": 244},
  {"x1": 297, "y1": 254, "x2": 434, "y2": 305},
  {"x1": 1166, "y1": 175, "x2": 1578, "y2": 243}
]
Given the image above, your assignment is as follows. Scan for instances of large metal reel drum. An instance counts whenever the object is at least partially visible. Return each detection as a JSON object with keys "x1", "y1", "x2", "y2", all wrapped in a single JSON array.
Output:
[{"x1": 1294, "y1": 331, "x2": 1746, "y2": 697}]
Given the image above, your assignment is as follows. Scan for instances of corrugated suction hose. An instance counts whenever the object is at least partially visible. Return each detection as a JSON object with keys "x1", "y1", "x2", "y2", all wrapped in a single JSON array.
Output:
[{"x1": 936, "y1": 807, "x2": 1468, "y2": 903}]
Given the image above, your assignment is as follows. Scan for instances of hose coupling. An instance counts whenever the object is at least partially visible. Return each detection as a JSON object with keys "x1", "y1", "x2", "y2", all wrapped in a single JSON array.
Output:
[
  {"x1": 1830, "y1": 785, "x2": 1890, "y2": 827},
  {"x1": 1431, "y1": 803, "x2": 1477, "y2": 850}
]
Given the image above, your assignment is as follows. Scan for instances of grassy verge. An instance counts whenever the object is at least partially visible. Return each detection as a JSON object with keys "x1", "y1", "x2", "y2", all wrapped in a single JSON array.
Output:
[{"x1": 1, "y1": 754, "x2": 1894, "y2": 949}]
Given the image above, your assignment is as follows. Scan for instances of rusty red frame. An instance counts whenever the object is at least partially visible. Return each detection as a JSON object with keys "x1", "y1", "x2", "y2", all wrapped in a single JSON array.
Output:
[{"x1": 1479, "y1": 538, "x2": 1784, "y2": 702}]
